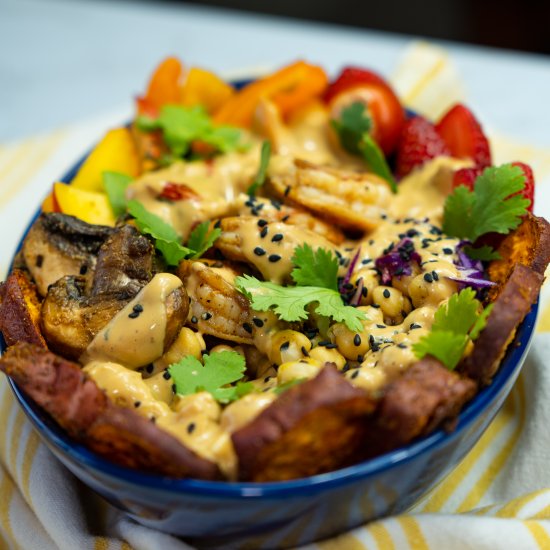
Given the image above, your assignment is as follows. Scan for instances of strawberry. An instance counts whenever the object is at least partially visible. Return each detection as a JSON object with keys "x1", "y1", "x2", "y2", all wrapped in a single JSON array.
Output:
[
  {"x1": 511, "y1": 162, "x2": 535, "y2": 213},
  {"x1": 324, "y1": 66, "x2": 389, "y2": 103},
  {"x1": 452, "y1": 167, "x2": 483, "y2": 191},
  {"x1": 395, "y1": 116, "x2": 450, "y2": 178},
  {"x1": 436, "y1": 104, "x2": 491, "y2": 168}
]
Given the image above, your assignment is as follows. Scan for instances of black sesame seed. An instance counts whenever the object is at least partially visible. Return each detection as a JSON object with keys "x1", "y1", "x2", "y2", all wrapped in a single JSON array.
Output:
[
  {"x1": 318, "y1": 340, "x2": 331, "y2": 347},
  {"x1": 254, "y1": 246, "x2": 266, "y2": 256},
  {"x1": 284, "y1": 186, "x2": 291, "y2": 196},
  {"x1": 351, "y1": 370, "x2": 360, "y2": 379},
  {"x1": 281, "y1": 215, "x2": 290, "y2": 222},
  {"x1": 280, "y1": 341, "x2": 290, "y2": 351},
  {"x1": 397, "y1": 343, "x2": 407, "y2": 349},
  {"x1": 264, "y1": 376, "x2": 272, "y2": 383},
  {"x1": 325, "y1": 343, "x2": 338, "y2": 349},
  {"x1": 243, "y1": 322, "x2": 253, "y2": 334},
  {"x1": 376, "y1": 324, "x2": 386, "y2": 329},
  {"x1": 214, "y1": 219, "x2": 222, "y2": 229},
  {"x1": 202, "y1": 312, "x2": 212, "y2": 320},
  {"x1": 423, "y1": 273, "x2": 433, "y2": 283},
  {"x1": 354, "y1": 334, "x2": 362, "y2": 346},
  {"x1": 271, "y1": 233, "x2": 283, "y2": 242},
  {"x1": 361, "y1": 258, "x2": 372, "y2": 265},
  {"x1": 35, "y1": 255, "x2": 44, "y2": 268},
  {"x1": 371, "y1": 304, "x2": 380, "y2": 308},
  {"x1": 134, "y1": 401, "x2": 141, "y2": 408},
  {"x1": 172, "y1": 384, "x2": 177, "y2": 393},
  {"x1": 301, "y1": 346, "x2": 310, "y2": 357},
  {"x1": 128, "y1": 311, "x2": 140, "y2": 319},
  {"x1": 187, "y1": 422, "x2": 196, "y2": 434},
  {"x1": 383, "y1": 289, "x2": 391, "y2": 299},
  {"x1": 357, "y1": 354, "x2": 364, "y2": 362},
  {"x1": 443, "y1": 247, "x2": 453, "y2": 255},
  {"x1": 362, "y1": 287, "x2": 368, "y2": 297},
  {"x1": 146, "y1": 364, "x2": 154, "y2": 374},
  {"x1": 191, "y1": 316, "x2": 198, "y2": 324},
  {"x1": 260, "y1": 227, "x2": 268, "y2": 238},
  {"x1": 244, "y1": 199, "x2": 255, "y2": 207},
  {"x1": 268, "y1": 254, "x2": 281, "y2": 263},
  {"x1": 163, "y1": 371, "x2": 171, "y2": 380},
  {"x1": 79, "y1": 264, "x2": 88, "y2": 275},
  {"x1": 381, "y1": 214, "x2": 387, "y2": 220},
  {"x1": 342, "y1": 363, "x2": 351, "y2": 373},
  {"x1": 252, "y1": 317, "x2": 264, "y2": 328},
  {"x1": 257, "y1": 219, "x2": 268, "y2": 227},
  {"x1": 432, "y1": 271, "x2": 439, "y2": 281},
  {"x1": 410, "y1": 323, "x2": 421, "y2": 330},
  {"x1": 133, "y1": 304, "x2": 144, "y2": 313}
]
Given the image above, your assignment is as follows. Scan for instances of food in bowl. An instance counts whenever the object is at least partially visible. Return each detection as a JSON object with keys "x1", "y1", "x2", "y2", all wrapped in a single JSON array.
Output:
[{"x1": 0, "y1": 59, "x2": 548, "y2": 483}]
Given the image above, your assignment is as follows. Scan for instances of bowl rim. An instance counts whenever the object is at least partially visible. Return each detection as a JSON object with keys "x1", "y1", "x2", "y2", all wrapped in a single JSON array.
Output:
[{"x1": 1, "y1": 77, "x2": 539, "y2": 498}]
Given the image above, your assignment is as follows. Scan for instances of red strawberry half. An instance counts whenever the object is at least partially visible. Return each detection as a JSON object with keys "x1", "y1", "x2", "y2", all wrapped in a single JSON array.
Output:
[
  {"x1": 396, "y1": 116, "x2": 450, "y2": 178},
  {"x1": 452, "y1": 167, "x2": 483, "y2": 191},
  {"x1": 511, "y1": 162, "x2": 535, "y2": 213},
  {"x1": 436, "y1": 104, "x2": 491, "y2": 168}
]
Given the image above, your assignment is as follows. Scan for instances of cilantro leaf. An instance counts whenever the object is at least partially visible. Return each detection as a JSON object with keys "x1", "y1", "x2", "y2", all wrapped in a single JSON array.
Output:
[
  {"x1": 273, "y1": 378, "x2": 306, "y2": 395},
  {"x1": 331, "y1": 101, "x2": 396, "y2": 192},
  {"x1": 412, "y1": 288, "x2": 493, "y2": 370},
  {"x1": 187, "y1": 221, "x2": 221, "y2": 259},
  {"x1": 102, "y1": 171, "x2": 132, "y2": 217},
  {"x1": 127, "y1": 200, "x2": 193, "y2": 265},
  {"x1": 247, "y1": 141, "x2": 271, "y2": 196},
  {"x1": 463, "y1": 245, "x2": 501, "y2": 262},
  {"x1": 443, "y1": 164, "x2": 530, "y2": 242},
  {"x1": 136, "y1": 104, "x2": 245, "y2": 160},
  {"x1": 168, "y1": 351, "x2": 246, "y2": 403},
  {"x1": 290, "y1": 244, "x2": 339, "y2": 291},
  {"x1": 236, "y1": 275, "x2": 366, "y2": 332},
  {"x1": 413, "y1": 331, "x2": 469, "y2": 371},
  {"x1": 331, "y1": 102, "x2": 372, "y2": 155}
]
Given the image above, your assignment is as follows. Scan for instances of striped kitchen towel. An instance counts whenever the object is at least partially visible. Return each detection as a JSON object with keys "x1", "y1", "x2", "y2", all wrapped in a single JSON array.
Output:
[{"x1": 1, "y1": 42, "x2": 550, "y2": 549}]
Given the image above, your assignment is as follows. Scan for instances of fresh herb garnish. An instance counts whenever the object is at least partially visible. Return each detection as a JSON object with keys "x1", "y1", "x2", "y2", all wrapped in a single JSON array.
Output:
[
  {"x1": 331, "y1": 101, "x2": 397, "y2": 192},
  {"x1": 102, "y1": 171, "x2": 132, "y2": 217},
  {"x1": 247, "y1": 140, "x2": 271, "y2": 196},
  {"x1": 127, "y1": 200, "x2": 220, "y2": 265},
  {"x1": 443, "y1": 164, "x2": 529, "y2": 259},
  {"x1": 136, "y1": 105, "x2": 245, "y2": 160},
  {"x1": 236, "y1": 244, "x2": 366, "y2": 332},
  {"x1": 413, "y1": 288, "x2": 493, "y2": 370},
  {"x1": 462, "y1": 244, "x2": 501, "y2": 262},
  {"x1": 169, "y1": 351, "x2": 252, "y2": 403},
  {"x1": 273, "y1": 378, "x2": 306, "y2": 395}
]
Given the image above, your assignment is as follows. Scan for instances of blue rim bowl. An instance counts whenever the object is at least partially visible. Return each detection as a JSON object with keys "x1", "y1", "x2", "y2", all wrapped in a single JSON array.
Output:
[{"x1": 0, "y1": 79, "x2": 539, "y2": 548}]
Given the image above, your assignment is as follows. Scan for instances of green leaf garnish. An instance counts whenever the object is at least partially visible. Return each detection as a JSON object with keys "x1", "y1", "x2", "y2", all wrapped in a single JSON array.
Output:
[
  {"x1": 413, "y1": 288, "x2": 493, "y2": 370},
  {"x1": 290, "y1": 244, "x2": 339, "y2": 291},
  {"x1": 168, "y1": 351, "x2": 247, "y2": 403},
  {"x1": 102, "y1": 171, "x2": 132, "y2": 217},
  {"x1": 127, "y1": 201, "x2": 220, "y2": 265},
  {"x1": 236, "y1": 275, "x2": 366, "y2": 332},
  {"x1": 443, "y1": 164, "x2": 530, "y2": 246},
  {"x1": 136, "y1": 104, "x2": 246, "y2": 160},
  {"x1": 247, "y1": 140, "x2": 271, "y2": 196},
  {"x1": 463, "y1": 245, "x2": 501, "y2": 262},
  {"x1": 331, "y1": 102, "x2": 397, "y2": 192},
  {"x1": 187, "y1": 221, "x2": 222, "y2": 259}
]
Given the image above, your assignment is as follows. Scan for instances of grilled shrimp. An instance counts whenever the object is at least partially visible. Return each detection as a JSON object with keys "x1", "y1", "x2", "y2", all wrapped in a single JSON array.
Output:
[
  {"x1": 212, "y1": 216, "x2": 336, "y2": 284},
  {"x1": 177, "y1": 260, "x2": 254, "y2": 345},
  {"x1": 234, "y1": 194, "x2": 344, "y2": 244},
  {"x1": 267, "y1": 158, "x2": 392, "y2": 232}
]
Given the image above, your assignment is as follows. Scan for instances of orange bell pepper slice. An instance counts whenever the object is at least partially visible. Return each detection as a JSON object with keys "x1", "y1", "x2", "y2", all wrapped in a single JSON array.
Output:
[
  {"x1": 137, "y1": 56, "x2": 184, "y2": 114},
  {"x1": 214, "y1": 61, "x2": 328, "y2": 128},
  {"x1": 180, "y1": 67, "x2": 235, "y2": 114}
]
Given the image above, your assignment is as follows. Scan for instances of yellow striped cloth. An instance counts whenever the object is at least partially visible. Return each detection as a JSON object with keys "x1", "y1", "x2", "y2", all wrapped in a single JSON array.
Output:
[{"x1": 2, "y1": 42, "x2": 550, "y2": 549}]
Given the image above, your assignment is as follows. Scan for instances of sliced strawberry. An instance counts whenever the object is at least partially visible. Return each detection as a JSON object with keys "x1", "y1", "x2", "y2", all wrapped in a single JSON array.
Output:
[
  {"x1": 511, "y1": 162, "x2": 535, "y2": 213},
  {"x1": 436, "y1": 104, "x2": 491, "y2": 168},
  {"x1": 395, "y1": 116, "x2": 450, "y2": 178},
  {"x1": 324, "y1": 66, "x2": 389, "y2": 103},
  {"x1": 452, "y1": 167, "x2": 483, "y2": 191}
]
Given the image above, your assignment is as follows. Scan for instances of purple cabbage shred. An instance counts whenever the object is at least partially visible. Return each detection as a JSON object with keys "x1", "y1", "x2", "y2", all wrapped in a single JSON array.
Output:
[{"x1": 375, "y1": 238, "x2": 421, "y2": 285}]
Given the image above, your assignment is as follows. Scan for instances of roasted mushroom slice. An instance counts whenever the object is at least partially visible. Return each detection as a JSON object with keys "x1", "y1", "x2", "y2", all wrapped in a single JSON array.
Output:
[
  {"x1": 212, "y1": 216, "x2": 336, "y2": 284},
  {"x1": 0, "y1": 342, "x2": 221, "y2": 479},
  {"x1": 22, "y1": 213, "x2": 114, "y2": 296},
  {"x1": 178, "y1": 260, "x2": 254, "y2": 345},
  {"x1": 267, "y1": 158, "x2": 392, "y2": 232},
  {"x1": 232, "y1": 366, "x2": 376, "y2": 481}
]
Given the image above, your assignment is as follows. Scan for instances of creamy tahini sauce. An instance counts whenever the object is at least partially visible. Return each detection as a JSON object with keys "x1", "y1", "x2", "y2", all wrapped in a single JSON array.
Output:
[{"x1": 82, "y1": 273, "x2": 182, "y2": 368}]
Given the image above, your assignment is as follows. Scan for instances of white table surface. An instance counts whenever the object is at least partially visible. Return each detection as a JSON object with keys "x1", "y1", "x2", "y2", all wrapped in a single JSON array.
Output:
[{"x1": 2, "y1": 0, "x2": 550, "y2": 147}]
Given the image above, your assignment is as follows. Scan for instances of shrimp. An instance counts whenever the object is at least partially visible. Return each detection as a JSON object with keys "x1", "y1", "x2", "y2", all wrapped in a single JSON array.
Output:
[
  {"x1": 177, "y1": 260, "x2": 254, "y2": 345},
  {"x1": 267, "y1": 158, "x2": 392, "y2": 232}
]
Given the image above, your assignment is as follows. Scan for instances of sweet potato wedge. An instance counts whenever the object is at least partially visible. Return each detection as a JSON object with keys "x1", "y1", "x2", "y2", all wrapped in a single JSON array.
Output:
[
  {"x1": 361, "y1": 357, "x2": 477, "y2": 458},
  {"x1": 232, "y1": 365, "x2": 376, "y2": 482},
  {"x1": 0, "y1": 342, "x2": 220, "y2": 480},
  {"x1": 487, "y1": 213, "x2": 550, "y2": 299},
  {"x1": 459, "y1": 263, "x2": 542, "y2": 385},
  {"x1": 0, "y1": 269, "x2": 46, "y2": 348}
]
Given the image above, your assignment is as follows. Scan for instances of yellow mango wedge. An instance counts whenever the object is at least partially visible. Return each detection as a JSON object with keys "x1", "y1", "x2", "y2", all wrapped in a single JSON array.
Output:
[
  {"x1": 54, "y1": 182, "x2": 115, "y2": 226},
  {"x1": 71, "y1": 128, "x2": 140, "y2": 193},
  {"x1": 180, "y1": 67, "x2": 235, "y2": 114}
]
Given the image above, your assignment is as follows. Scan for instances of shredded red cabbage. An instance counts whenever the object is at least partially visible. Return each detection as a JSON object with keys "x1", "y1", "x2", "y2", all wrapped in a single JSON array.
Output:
[
  {"x1": 449, "y1": 241, "x2": 496, "y2": 290},
  {"x1": 375, "y1": 238, "x2": 421, "y2": 285}
]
